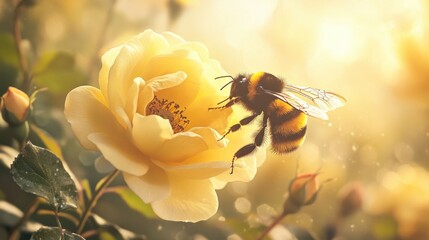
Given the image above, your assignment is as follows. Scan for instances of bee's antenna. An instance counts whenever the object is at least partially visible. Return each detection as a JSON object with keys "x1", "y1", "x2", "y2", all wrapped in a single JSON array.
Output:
[
  {"x1": 215, "y1": 75, "x2": 234, "y2": 80},
  {"x1": 220, "y1": 81, "x2": 233, "y2": 91},
  {"x1": 217, "y1": 96, "x2": 231, "y2": 105}
]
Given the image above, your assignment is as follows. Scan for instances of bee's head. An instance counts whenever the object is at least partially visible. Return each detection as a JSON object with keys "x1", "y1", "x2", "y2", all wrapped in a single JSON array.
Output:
[
  {"x1": 230, "y1": 74, "x2": 249, "y2": 98},
  {"x1": 215, "y1": 74, "x2": 249, "y2": 98}
]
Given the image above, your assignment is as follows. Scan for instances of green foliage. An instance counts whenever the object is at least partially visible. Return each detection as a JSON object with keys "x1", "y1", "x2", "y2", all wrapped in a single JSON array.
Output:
[
  {"x1": 30, "y1": 124, "x2": 64, "y2": 159},
  {"x1": 32, "y1": 51, "x2": 87, "y2": 94},
  {"x1": 10, "y1": 142, "x2": 78, "y2": 211},
  {"x1": 107, "y1": 186, "x2": 157, "y2": 219},
  {"x1": 30, "y1": 227, "x2": 85, "y2": 240}
]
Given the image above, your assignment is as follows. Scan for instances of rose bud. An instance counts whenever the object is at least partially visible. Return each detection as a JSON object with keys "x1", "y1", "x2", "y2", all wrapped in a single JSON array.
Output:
[
  {"x1": 338, "y1": 182, "x2": 363, "y2": 218},
  {"x1": 1, "y1": 87, "x2": 30, "y2": 125},
  {"x1": 284, "y1": 173, "x2": 320, "y2": 214}
]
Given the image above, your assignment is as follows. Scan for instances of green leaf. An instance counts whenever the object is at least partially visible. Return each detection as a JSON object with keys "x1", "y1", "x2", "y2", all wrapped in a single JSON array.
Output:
[
  {"x1": 30, "y1": 124, "x2": 83, "y2": 194},
  {"x1": 30, "y1": 227, "x2": 85, "y2": 240},
  {"x1": 32, "y1": 51, "x2": 87, "y2": 94},
  {"x1": 30, "y1": 124, "x2": 64, "y2": 159},
  {"x1": 81, "y1": 179, "x2": 92, "y2": 201},
  {"x1": 107, "y1": 187, "x2": 157, "y2": 219},
  {"x1": 10, "y1": 142, "x2": 78, "y2": 211}
]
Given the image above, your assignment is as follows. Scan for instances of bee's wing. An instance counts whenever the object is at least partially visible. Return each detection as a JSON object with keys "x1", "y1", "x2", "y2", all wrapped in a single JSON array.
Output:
[
  {"x1": 284, "y1": 84, "x2": 346, "y2": 111},
  {"x1": 260, "y1": 85, "x2": 346, "y2": 120}
]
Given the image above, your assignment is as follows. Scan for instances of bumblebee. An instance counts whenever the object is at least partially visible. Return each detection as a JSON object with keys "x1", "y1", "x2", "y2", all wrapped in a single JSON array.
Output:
[{"x1": 209, "y1": 72, "x2": 346, "y2": 174}]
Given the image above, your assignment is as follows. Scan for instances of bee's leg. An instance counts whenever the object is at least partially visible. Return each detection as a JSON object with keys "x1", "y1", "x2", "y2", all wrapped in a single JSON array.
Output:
[
  {"x1": 230, "y1": 113, "x2": 268, "y2": 174},
  {"x1": 219, "y1": 112, "x2": 261, "y2": 141},
  {"x1": 208, "y1": 98, "x2": 240, "y2": 110}
]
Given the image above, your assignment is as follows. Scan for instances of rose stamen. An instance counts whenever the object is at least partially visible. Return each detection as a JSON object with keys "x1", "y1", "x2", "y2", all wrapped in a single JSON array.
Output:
[{"x1": 146, "y1": 96, "x2": 190, "y2": 133}]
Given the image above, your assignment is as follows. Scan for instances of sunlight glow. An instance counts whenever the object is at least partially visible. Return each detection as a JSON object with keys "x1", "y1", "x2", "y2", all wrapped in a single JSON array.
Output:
[{"x1": 318, "y1": 20, "x2": 358, "y2": 60}]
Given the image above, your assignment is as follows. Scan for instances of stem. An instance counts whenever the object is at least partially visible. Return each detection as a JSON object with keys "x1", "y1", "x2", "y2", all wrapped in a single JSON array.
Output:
[
  {"x1": 54, "y1": 209, "x2": 64, "y2": 240},
  {"x1": 13, "y1": 0, "x2": 31, "y2": 92},
  {"x1": 87, "y1": 0, "x2": 116, "y2": 82},
  {"x1": 76, "y1": 169, "x2": 120, "y2": 234},
  {"x1": 81, "y1": 229, "x2": 98, "y2": 239},
  {"x1": 255, "y1": 212, "x2": 288, "y2": 240},
  {"x1": 8, "y1": 197, "x2": 41, "y2": 240}
]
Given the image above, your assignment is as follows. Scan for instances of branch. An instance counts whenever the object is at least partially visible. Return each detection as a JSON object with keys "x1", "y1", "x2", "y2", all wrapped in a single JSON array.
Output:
[{"x1": 13, "y1": 0, "x2": 32, "y2": 92}]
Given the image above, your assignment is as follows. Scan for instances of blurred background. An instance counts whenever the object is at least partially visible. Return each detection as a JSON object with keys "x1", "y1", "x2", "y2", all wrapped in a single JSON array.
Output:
[{"x1": 1, "y1": 0, "x2": 429, "y2": 239}]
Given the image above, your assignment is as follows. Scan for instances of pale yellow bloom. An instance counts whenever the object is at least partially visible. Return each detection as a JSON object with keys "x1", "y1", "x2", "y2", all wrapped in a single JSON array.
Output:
[
  {"x1": 64, "y1": 29, "x2": 265, "y2": 222},
  {"x1": 1, "y1": 87, "x2": 30, "y2": 123}
]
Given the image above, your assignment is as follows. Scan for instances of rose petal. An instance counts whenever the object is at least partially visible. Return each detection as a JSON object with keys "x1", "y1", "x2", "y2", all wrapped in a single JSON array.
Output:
[
  {"x1": 132, "y1": 114, "x2": 210, "y2": 162},
  {"x1": 213, "y1": 145, "x2": 266, "y2": 183},
  {"x1": 136, "y1": 85, "x2": 154, "y2": 116},
  {"x1": 106, "y1": 31, "x2": 173, "y2": 129},
  {"x1": 136, "y1": 71, "x2": 187, "y2": 116},
  {"x1": 99, "y1": 45, "x2": 122, "y2": 99},
  {"x1": 64, "y1": 86, "x2": 124, "y2": 150},
  {"x1": 88, "y1": 133, "x2": 149, "y2": 176},
  {"x1": 125, "y1": 77, "x2": 144, "y2": 124},
  {"x1": 210, "y1": 177, "x2": 228, "y2": 190},
  {"x1": 181, "y1": 128, "x2": 266, "y2": 182},
  {"x1": 141, "y1": 50, "x2": 203, "y2": 106},
  {"x1": 148, "y1": 127, "x2": 230, "y2": 179},
  {"x1": 188, "y1": 127, "x2": 227, "y2": 148},
  {"x1": 162, "y1": 31, "x2": 185, "y2": 48},
  {"x1": 107, "y1": 44, "x2": 141, "y2": 129},
  {"x1": 151, "y1": 176, "x2": 218, "y2": 222},
  {"x1": 185, "y1": 94, "x2": 232, "y2": 132},
  {"x1": 123, "y1": 164, "x2": 169, "y2": 203},
  {"x1": 155, "y1": 160, "x2": 230, "y2": 179},
  {"x1": 147, "y1": 71, "x2": 187, "y2": 91},
  {"x1": 131, "y1": 114, "x2": 173, "y2": 154},
  {"x1": 179, "y1": 42, "x2": 210, "y2": 59}
]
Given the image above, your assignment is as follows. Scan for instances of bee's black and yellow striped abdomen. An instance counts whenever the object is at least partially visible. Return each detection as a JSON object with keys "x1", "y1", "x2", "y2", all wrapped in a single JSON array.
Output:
[{"x1": 267, "y1": 99, "x2": 307, "y2": 153}]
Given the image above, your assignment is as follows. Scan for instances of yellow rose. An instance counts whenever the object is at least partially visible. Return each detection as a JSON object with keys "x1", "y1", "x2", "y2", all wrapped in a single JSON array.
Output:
[
  {"x1": 1, "y1": 87, "x2": 30, "y2": 125},
  {"x1": 64, "y1": 29, "x2": 265, "y2": 222}
]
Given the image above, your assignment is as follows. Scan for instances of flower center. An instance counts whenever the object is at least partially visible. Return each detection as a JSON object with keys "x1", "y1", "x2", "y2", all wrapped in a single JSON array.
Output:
[{"x1": 146, "y1": 96, "x2": 190, "y2": 133}]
